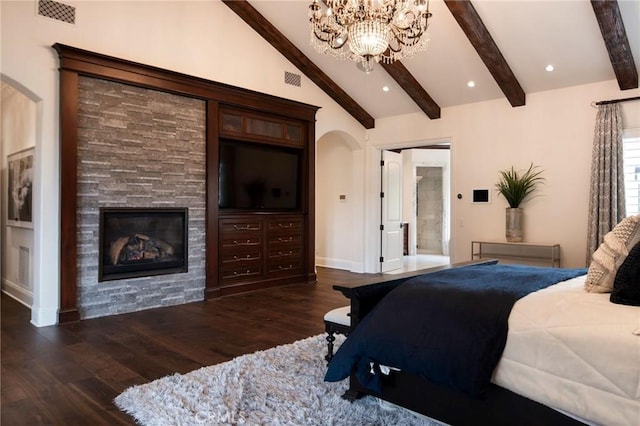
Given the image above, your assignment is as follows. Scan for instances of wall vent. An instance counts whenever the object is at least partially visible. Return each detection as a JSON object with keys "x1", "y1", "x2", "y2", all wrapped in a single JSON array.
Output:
[
  {"x1": 38, "y1": 0, "x2": 76, "y2": 24},
  {"x1": 284, "y1": 71, "x2": 301, "y2": 87}
]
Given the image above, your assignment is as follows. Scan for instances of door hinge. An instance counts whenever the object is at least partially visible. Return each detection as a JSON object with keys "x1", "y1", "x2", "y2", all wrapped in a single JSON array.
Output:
[
  {"x1": 380, "y1": 224, "x2": 384, "y2": 230},
  {"x1": 380, "y1": 160, "x2": 384, "y2": 166},
  {"x1": 379, "y1": 256, "x2": 384, "y2": 263},
  {"x1": 380, "y1": 192, "x2": 384, "y2": 198}
]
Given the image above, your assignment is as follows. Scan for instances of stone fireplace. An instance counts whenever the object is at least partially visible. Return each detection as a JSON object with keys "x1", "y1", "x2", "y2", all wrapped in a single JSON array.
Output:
[
  {"x1": 75, "y1": 76, "x2": 206, "y2": 319},
  {"x1": 99, "y1": 208, "x2": 188, "y2": 282}
]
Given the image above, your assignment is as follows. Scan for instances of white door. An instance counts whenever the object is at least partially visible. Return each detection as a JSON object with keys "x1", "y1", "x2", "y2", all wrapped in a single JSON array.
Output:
[{"x1": 381, "y1": 150, "x2": 403, "y2": 272}]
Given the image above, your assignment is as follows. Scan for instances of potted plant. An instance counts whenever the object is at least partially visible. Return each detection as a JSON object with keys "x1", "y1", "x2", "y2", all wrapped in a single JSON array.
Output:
[{"x1": 495, "y1": 163, "x2": 544, "y2": 242}]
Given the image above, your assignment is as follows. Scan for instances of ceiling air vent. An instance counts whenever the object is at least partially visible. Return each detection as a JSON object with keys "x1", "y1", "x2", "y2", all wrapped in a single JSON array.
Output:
[
  {"x1": 38, "y1": 0, "x2": 76, "y2": 24},
  {"x1": 284, "y1": 71, "x2": 301, "y2": 87}
]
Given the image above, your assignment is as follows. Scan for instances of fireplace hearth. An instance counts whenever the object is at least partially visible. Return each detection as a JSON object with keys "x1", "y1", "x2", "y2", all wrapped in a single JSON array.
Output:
[{"x1": 99, "y1": 208, "x2": 188, "y2": 281}]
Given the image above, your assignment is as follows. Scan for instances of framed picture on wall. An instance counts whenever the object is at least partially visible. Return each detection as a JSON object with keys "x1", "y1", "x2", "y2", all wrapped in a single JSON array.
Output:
[{"x1": 7, "y1": 147, "x2": 34, "y2": 228}]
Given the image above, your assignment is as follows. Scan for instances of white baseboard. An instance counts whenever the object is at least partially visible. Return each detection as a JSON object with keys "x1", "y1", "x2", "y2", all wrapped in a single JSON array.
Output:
[
  {"x1": 1, "y1": 278, "x2": 33, "y2": 307},
  {"x1": 315, "y1": 257, "x2": 363, "y2": 273},
  {"x1": 2, "y1": 279, "x2": 58, "y2": 326}
]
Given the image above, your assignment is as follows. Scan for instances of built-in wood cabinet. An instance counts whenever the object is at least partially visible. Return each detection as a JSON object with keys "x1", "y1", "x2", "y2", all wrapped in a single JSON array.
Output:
[
  {"x1": 215, "y1": 106, "x2": 316, "y2": 296},
  {"x1": 218, "y1": 215, "x2": 305, "y2": 291},
  {"x1": 219, "y1": 217, "x2": 264, "y2": 285},
  {"x1": 54, "y1": 43, "x2": 318, "y2": 321},
  {"x1": 266, "y1": 216, "x2": 304, "y2": 276},
  {"x1": 220, "y1": 108, "x2": 305, "y2": 148}
]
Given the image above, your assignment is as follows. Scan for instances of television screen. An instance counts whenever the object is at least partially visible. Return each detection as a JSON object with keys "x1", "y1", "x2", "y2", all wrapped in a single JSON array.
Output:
[{"x1": 218, "y1": 140, "x2": 301, "y2": 210}]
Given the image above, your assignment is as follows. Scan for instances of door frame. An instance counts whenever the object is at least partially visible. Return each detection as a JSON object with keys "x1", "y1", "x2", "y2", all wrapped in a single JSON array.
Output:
[{"x1": 373, "y1": 140, "x2": 453, "y2": 273}]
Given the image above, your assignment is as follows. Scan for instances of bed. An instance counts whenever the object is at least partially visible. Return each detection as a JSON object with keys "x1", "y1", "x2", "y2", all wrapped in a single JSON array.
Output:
[{"x1": 325, "y1": 259, "x2": 640, "y2": 426}]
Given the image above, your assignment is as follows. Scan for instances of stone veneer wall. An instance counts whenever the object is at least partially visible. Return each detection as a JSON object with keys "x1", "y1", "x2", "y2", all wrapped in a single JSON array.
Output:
[{"x1": 76, "y1": 76, "x2": 206, "y2": 319}]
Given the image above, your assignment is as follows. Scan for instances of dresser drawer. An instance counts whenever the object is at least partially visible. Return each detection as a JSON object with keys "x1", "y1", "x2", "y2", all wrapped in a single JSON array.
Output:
[
  {"x1": 221, "y1": 249, "x2": 262, "y2": 265},
  {"x1": 268, "y1": 216, "x2": 303, "y2": 232},
  {"x1": 267, "y1": 257, "x2": 303, "y2": 275},
  {"x1": 220, "y1": 262, "x2": 263, "y2": 283},
  {"x1": 267, "y1": 233, "x2": 303, "y2": 246},
  {"x1": 220, "y1": 234, "x2": 262, "y2": 249},
  {"x1": 219, "y1": 218, "x2": 262, "y2": 234},
  {"x1": 268, "y1": 246, "x2": 302, "y2": 260}
]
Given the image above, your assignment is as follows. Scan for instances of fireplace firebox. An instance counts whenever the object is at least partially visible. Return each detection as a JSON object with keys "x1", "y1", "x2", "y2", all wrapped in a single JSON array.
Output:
[{"x1": 99, "y1": 208, "x2": 188, "y2": 281}]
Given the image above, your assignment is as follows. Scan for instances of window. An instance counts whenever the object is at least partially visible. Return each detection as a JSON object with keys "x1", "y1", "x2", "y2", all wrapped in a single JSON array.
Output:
[{"x1": 623, "y1": 128, "x2": 640, "y2": 216}]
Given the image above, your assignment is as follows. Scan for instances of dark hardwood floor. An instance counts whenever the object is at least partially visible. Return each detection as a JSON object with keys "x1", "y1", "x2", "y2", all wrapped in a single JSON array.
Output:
[{"x1": 1, "y1": 267, "x2": 378, "y2": 425}]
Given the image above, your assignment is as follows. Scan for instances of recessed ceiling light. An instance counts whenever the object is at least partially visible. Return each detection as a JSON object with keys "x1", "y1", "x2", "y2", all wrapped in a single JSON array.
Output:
[
  {"x1": 467, "y1": 81, "x2": 475, "y2": 88},
  {"x1": 382, "y1": 86, "x2": 390, "y2": 92},
  {"x1": 545, "y1": 64, "x2": 554, "y2": 72}
]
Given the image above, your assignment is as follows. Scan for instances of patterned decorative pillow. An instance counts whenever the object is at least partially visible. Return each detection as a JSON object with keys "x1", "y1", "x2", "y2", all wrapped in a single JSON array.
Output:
[
  {"x1": 610, "y1": 241, "x2": 640, "y2": 306},
  {"x1": 585, "y1": 215, "x2": 640, "y2": 293}
]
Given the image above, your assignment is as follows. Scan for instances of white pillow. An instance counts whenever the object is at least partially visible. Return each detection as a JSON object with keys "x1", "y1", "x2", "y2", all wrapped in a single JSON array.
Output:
[{"x1": 585, "y1": 215, "x2": 640, "y2": 293}]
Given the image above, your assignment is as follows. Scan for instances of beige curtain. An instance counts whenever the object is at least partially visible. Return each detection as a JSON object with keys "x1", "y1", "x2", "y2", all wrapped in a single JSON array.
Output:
[{"x1": 586, "y1": 103, "x2": 625, "y2": 264}]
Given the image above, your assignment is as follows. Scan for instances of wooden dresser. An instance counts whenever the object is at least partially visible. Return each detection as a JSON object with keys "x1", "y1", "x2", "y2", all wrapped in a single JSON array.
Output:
[{"x1": 218, "y1": 215, "x2": 305, "y2": 291}]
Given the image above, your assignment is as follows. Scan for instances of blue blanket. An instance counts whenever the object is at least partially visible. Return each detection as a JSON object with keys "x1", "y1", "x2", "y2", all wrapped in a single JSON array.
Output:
[{"x1": 325, "y1": 264, "x2": 587, "y2": 397}]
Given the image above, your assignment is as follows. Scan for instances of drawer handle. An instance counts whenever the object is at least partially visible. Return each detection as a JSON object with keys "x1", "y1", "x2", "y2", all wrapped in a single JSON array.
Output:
[
  {"x1": 233, "y1": 269, "x2": 252, "y2": 276},
  {"x1": 233, "y1": 239, "x2": 252, "y2": 245},
  {"x1": 278, "y1": 236, "x2": 293, "y2": 242},
  {"x1": 278, "y1": 264, "x2": 294, "y2": 271},
  {"x1": 278, "y1": 223, "x2": 294, "y2": 228},
  {"x1": 234, "y1": 225, "x2": 258, "y2": 230},
  {"x1": 234, "y1": 254, "x2": 258, "y2": 261},
  {"x1": 278, "y1": 250, "x2": 294, "y2": 256}
]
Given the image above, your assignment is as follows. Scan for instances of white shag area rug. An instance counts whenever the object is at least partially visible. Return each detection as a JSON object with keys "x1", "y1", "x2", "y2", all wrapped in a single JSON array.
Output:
[{"x1": 115, "y1": 334, "x2": 445, "y2": 425}]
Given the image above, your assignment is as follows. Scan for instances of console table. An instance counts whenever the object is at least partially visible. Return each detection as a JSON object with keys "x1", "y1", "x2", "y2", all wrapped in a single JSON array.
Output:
[{"x1": 471, "y1": 241, "x2": 561, "y2": 267}]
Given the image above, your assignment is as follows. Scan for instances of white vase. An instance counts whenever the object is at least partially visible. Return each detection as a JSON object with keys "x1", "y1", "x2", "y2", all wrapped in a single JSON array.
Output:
[{"x1": 505, "y1": 207, "x2": 523, "y2": 242}]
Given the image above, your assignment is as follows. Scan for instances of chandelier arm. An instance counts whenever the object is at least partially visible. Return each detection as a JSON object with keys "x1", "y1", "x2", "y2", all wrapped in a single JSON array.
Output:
[
  {"x1": 334, "y1": 10, "x2": 357, "y2": 27},
  {"x1": 312, "y1": 26, "x2": 348, "y2": 49},
  {"x1": 312, "y1": 27, "x2": 333, "y2": 43},
  {"x1": 394, "y1": 29, "x2": 426, "y2": 41},
  {"x1": 387, "y1": 42, "x2": 402, "y2": 54},
  {"x1": 393, "y1": 11, "x2": 417, "y2": 30},
  {"x1": 390, "y1": 20, "x2": 428, "y2": 41}
]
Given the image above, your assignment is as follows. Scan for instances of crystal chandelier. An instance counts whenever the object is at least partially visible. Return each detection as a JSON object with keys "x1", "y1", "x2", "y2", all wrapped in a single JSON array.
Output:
[{"x1": 309, "y1": 0, "x2": 432, "y2": 73}]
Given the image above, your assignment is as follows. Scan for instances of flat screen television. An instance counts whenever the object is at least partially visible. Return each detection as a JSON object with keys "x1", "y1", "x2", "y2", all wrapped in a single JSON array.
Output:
[{"x1": 218, "y1": 139, "x2": 301, "y2": 210}]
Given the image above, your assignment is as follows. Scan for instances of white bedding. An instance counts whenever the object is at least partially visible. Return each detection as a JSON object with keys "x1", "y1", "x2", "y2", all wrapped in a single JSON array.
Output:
[{"x1": 492, "y1": 275, "x2": 640, "y2": 426}]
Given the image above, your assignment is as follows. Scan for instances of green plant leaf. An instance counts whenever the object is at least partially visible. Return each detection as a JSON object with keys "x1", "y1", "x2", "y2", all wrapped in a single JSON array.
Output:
[{"x1": 495, "y1": 163, "x2": 544, "y2": 208}]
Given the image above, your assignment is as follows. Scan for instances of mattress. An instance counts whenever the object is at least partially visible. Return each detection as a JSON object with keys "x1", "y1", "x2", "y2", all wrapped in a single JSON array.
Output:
[{"x1": 492, "y1": 275, "x2": 640, "y2": 426}]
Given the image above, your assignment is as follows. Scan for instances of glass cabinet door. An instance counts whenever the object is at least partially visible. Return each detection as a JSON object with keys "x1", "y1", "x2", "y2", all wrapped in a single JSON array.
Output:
[
  {"x1": 219, "y1": 108, "x2": 305, "y2": 147},
  {"x1": 246, "y1": 116, "x2": 283, "y2": 139},
  {"x1": 221, "y1": 112, "x2": 243, "y2": 133}
]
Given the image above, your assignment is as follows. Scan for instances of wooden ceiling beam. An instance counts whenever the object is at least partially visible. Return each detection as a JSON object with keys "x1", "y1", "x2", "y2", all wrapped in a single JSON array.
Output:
[
  {"x1": 591, "y1": 0, "x2": 638, "y2": 90},
  {"x1": 380, "y1": 61, "x2": 441, "y2": 119},
  {"x1": 444, "y1": 0, "x2": 525, "y2": 107},
  {"x1": 222, "y1": 0, "x2": 375, "y2": 129}
]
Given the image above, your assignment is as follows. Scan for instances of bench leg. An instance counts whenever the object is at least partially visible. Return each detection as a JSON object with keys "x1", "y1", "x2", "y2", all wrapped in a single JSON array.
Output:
[{"x1": 325, "y1": 332, "x2": 336, "y2": 364}]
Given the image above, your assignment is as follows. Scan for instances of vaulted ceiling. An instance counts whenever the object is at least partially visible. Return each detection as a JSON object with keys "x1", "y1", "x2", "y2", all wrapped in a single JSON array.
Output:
[{"x1": 223, "y1": 0, "x2": 639, "y2": 129}]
